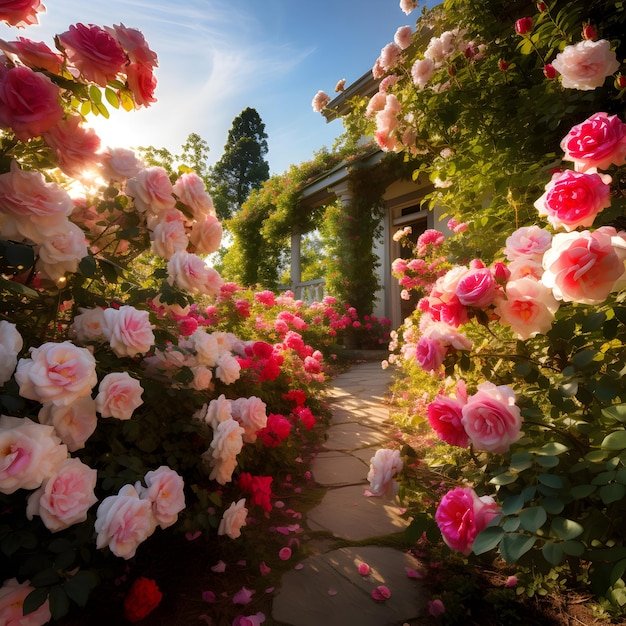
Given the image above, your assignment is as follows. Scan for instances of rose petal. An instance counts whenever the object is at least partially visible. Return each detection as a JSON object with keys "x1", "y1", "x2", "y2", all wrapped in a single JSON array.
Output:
[
  {"x1": 201, "y1": 590, "x2": 216, "y2": 603},
  {"x1": 294, "y1": 563, "x2": 304, "y2": 571},
  {"x1": 405, "y1": 567, "x2": 423, "y2": 579},
  {"x1": 211, "y1": 560, "x2": 226, "y2": 573},
  {"x1": 233, "y1": 586, "x2": 254, "y2": 605},
  {"x1": 371, "y1": 585, "x2": 391, "y2": 601},
  {"x1": 185, "y1": 531, "x2": 202, "y2": 541},
  {"x1": 358, "y1": 563, "x2": 371, "y2": 576},
  {"x1": 279, "y1": 547, "x2": 292, "y2": 561},
  {"x1": 328, "y1": 588, "x2": 338, "y2": 596},
  {"x1": 260, "y1": 561, "x2": 271, "y2": 576}
]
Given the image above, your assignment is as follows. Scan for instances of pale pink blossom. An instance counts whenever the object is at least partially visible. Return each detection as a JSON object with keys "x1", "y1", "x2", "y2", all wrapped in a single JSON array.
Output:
[
  {"x1": 334, "y1": 78, "x2": 346, "y2": 92},
  {"x1": 436, "y1": 487, "x2": 501, "y2": 555},
  {"x1": 69, "y1": 307, "x2": 107, "y2": 343},
  {"x1": 231, "y1": 396, "x2": 267, "y2": 443},
  {"x1": 0, "y1": 320, "x2": 22, "y2": 386},
  {"x1": 36, "y1": 220, "x2": 88, "y2": 280},
  {"x1": 208, "y1": 418, "x2": 244, "y2": 485},
  {"x1": 422, "y1": 319, "x2": 473, "y2": 351},
  {"x1": 365, "y1": 91, "x2": 387, "y2": 118},
  {"x1": 125, "y1": 166, "x2": 176, "y2": 217},
  {"x1": 150, "y1": 210, "x2": 189, "y2": 259},
  {"x1": 173, "y1": 172, "x2": 215, "y2": 219},
  {"x1": 16, "y1": 341, "x2": 97, "y2": 407},
  {"x1": 216, "y1": 353, "x2": 241, "y2": 385},
  {"x1": 461, "y1": 382, "x2": 522, "y2": 453},
  {"x1": 380, "y1": 42, "x2": 402, "y2": 71},
  {"x1": 399, "y1": 0, "x2": 418, "y2": 15},
  {"x1": 167, "y1": 250, "x2": 224, "y2": 295},
  {"x1": 542, "y1": 227, "x2": 626, "y2": 303},
  {"x1": 0, "y1": 36, "x2": 62, "y2": 73},
  {"x1": 95, "y1": 484, "x2": 157, "y2": 559},
  {"x1": 136, "y1": 466, "x2": 185, "y2": 529},
  {"x1": 561, "y1": 112, "x2": 626, "y2": 172},
  {"x1": 190, "y1": 329, "x2": 220, "y2": 367},
  {"x1": 0, "y1": 578, "x2": 51, "y2": 626},
  {"x1": 38, "y1": 397, "x2": 98, "y2": 452},
  {"x1": 95, "y1": 372, "x2": 144, "y2": 420},
  {"x1": 43, "y1": 115, "x2": 101, "y2": 178},
  {"x1": 425, "y1": 31, "x2": 457, "y2": 64},
  {"x1": 103, "y1": 305, "x2": 155, "y2": 358},
  {"x1": 311, "y1": 90, "x2": 330, "y2": 113},
  {"x1": 0, "y1": 161, "x2": 73, "y2": 241},
  {"x1": 415, "y1": 336, "x2": 447, "y2": 372},
  {"x1": 496, "y1": 277, "x2": 559, "y2": 339},
  {"x1": 0, "y1": 415, "x2": 68, "y2": 494},
  {"x1": 26, "y1": 457, "x2": 98, "y2": 532},
  {"x1": 504, "y1": 226, "x2": 552, "y2": 262},
  {"x1": 508, "y1": 257, "x2": 544, "y2": 281},
  {"x1": 58, "y1": 23, "x2": 127, "y2": 87},
  {"x1": 394, "y1": 26, "x2": 413, "y2": 50},
  {"x1": 411, "y1": 57, "x2": 435, "y2": 88},
  {"x1": 218, "y1": 498, "x2": 248, "y2": 539},
  {"x1": 367, "y1": 448, "x2": 403, "y2": 498},
  {"x1": 99, "y1": 147, "x2": 144, "y2": 182},
  {"x1": 552, "y1": 39, "x2": 620, "y2": 90},
  {"x1": 190, "y1": 214, "x2": 222, "y2": 255},
  {"x1": 190, "y1": 366, "x2": 213, "y2": 391},
  {"x1": 201, "y1": 394, "x2": 233, "y2": 430},
  {"x1": 534, "y1": 169, "x2": 612, "y2": 231}
]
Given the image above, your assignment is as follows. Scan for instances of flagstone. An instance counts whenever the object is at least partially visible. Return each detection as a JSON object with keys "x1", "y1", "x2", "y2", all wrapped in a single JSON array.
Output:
[
  {"x1": 323, "y1": 422, "x2": 388, "y2": 451},
  {"x1": 311, "y1": 451, "x2": 369, "y2": 486}
]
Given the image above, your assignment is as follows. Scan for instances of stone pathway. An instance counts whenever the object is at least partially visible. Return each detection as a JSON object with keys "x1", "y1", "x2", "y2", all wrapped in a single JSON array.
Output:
[{"x1": 271, "y1": 361, "x2": 428, "y2": 625}]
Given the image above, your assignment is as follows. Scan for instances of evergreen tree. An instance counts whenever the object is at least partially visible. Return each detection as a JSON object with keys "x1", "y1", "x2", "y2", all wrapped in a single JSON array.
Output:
[{"x1": 210, "y1": 107, "x2": 270, "y2": 220}]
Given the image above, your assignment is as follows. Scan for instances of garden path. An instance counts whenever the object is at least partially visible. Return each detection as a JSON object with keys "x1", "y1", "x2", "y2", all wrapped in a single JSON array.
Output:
[{"x1": 271, "y1": 360, "x2": 428, "y2": 625}]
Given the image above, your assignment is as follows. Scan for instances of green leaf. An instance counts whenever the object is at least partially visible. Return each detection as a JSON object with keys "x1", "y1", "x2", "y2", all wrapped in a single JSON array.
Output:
[
  {"x1": 536, "y1": 455, "x2": 559, "y2": 468},
  {"x1": 502, "y1": 493, "x2": 525, "y2": 516},
  {"x1": 23, "y1": 588, "x2": 49, "y2": 616},
  {"x1": 570, "y1": 484, "x2": 596, "y2": 499},
  {"x1": 509, "y1": 451, "x2": 533, "y2": 472},
  {"x1": 538, "y1": 474, "x2": 564, "y2": 489},
  {"x1": 610, "y1": 559, "x2": 626, "y2": 586},
  {"x1": 582, "y1": 311, "x2": 606, "y2": 332},
  {"x1": 503, "y1": 517, "x2": 521, "y2": 532},
  {"x1": 542, "y1": 541, "x2": 564, "y2": 566},
  {"x1": 519, "y1": 506, "x2": 547, "y2": 532},
  {"x1": 551, "y1": 517, "x2": 583, "y2": 540},
  {"x1": 64, "y1": 571, "x2": 96, "y2": 608},
  {"x1": 473, "y1": 526, "x2": 505, "y2": 555},
  {"x1": 600, "y1": 483, "x2": 626, "y2": 504},
  {"x1": 49, "y1": 586, "x2": 70, "y2": 620},
  {"x1": 78, "y1": 255, "x2": 96, "y2": 278},
  {"x1": 573, "y1": 349, "x2": 602, "y2": 369},
  {"x1": 562, "y1": 540, "x2": 585, "y2": 557},
  {"x1": 500, "y1": 534, "x2": 537, "y2": 564},
  {"x1": 601, "y1": 431, "x2": 626, "y2": 450},
  {"x1": 541, "y1": 497, "x2": 565, "y2": 515},
  {"x1": 105, "y1": 87, "x2": 120, "y2": 109},
  {"x1": 603, "y1": 405, "x2": 626, "y2": 424},
  {"x1": 490, "y1": 472, "x2": 517, "y2": 485}
]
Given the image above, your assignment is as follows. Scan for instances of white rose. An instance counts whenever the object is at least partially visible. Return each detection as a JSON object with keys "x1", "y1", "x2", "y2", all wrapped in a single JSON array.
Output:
[
  {"x1": 0, "y1": 320, "x2": 22, "y2": 386},
  {"x1": 552, "y1": 39, "x2": 620, "y2": 90}
]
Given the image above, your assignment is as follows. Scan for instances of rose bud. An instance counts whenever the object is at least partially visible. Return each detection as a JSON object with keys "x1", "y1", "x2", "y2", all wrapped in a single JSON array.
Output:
[
  {"x1": 582, "y1": 24, "x2": 597, "y2": 41},
  {"x1": 543, "y1": 63, "x2": 557, "y2": 79},
  {"x1": 515, "y1": 17, "x2": 533, "y2": 35}
]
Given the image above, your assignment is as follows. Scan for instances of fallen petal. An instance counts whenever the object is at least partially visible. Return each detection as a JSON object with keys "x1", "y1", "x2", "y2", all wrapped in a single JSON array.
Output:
[
  {"x1": 279, "y1": 547, "x2": 292, "y2": 561},
  {"x1": 185, "y1": 531, "x2": 202, "y2": 541},
  {"x1": 371, "y1": 585, "x2": 391, "y2": 602},
  {"x1": 405, "y1": 567, "x2": 423, "y2": 579},
  {"x1": 233, "y1": 586, "x2": 255, "y2": 605},
  {"x1": 358, "y1": 563, "x2": 371, "y2": 576},
  {"x1": 328, "y1": 588, "x2": 338, "y2": 596},
  {"x1": 211, "y1": 560, "x2": 227, "y2": 573}
]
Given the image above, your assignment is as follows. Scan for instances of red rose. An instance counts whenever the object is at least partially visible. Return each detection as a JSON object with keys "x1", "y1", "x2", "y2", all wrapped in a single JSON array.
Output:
[{"x1": 123, "y1": 577, "x2": 162, "y2": 623}]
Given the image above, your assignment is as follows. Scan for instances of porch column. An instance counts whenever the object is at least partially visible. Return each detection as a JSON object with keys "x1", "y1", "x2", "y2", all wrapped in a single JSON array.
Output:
[
  {"x1": 331, "y1": 180, "x2": 353, "y2": 208},
  {"x1": 290, "y1": 229, "x2": 301, "y2": 295}
]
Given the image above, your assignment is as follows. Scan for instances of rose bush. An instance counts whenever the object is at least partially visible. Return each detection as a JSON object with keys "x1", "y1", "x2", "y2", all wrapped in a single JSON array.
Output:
[
  {"x1": 341, "y1": 0, "x2": 626, "y2": 615},
  {"x1": 0, "y1": 6, "x2": 356, "y2": 624}
]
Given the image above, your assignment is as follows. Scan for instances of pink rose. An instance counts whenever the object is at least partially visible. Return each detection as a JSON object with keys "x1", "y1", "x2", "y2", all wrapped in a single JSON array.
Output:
[
  {"x1": 190, "y1": 329, "x2": 220, "y2": 367},
  {"x1": 311, "y1": 90, "x2": 330, "y2": 113},
  {"x1": 415, "y1": 336, "x2": 447, "y2": 372},
  {"x1": 58, "y1": 23, "x2": 127, "y2": 87},
  {"x1": 126, "y1": 62, "x2": 157, "y2": 108},
  {"x1": 104, "y1": 23, "x2": 158, "y2": 68},
  {"x1": 231, "y1": 396, "x2": 267, "y2": 443},
  {"x1": 427, "y1": 395, "x2": 468, "y2": 447},
  {"x1": 435, "y1": 487, "x2": 501, "y2": 555},
  {"x1": 150, "y1": 210, "x2": 189, "y2": 260},
  {"x1": 167, "y1": 250, "x2": 224, "y2": 295},
  {"x1": 421, "y1": 319, "x2": 473, "y2": 351},
  {"x1": 126, "y1": 166, "x2": 176, "y2": 217},
  {"x1": 26, "y1": 457, "x2": 98, "y2": 532},
  {"x1": 43, "y1": 115, "x2": 101, "y2": 178},
  {"x1": 0, "y1": 65, "x2": 62, "y2": 141},
  {"x1": 534, "y1": 169, "x2": 612, "y2": 231},
  {"x1": 504, "y1": 226, "x2": 552, "y2": 262},
  {"x1": 0, "y1": 0, "x2": 44, "y2": 28},
  {"x1": 190, "y1": 214, "x2": 222, "y2": 255},
  {"x1": 95, "y1": 372, "x2": 144, "y2": 420},
  {"x1": 0, "y1": 415, "x2": 68, "y2": 494},
  {"x1": 379, "y1": 42, "x2": 402, "y2": 71},
  {"x1": 15, "y1": 341, "x2": 97, "y2": 407},
  {"x1": 0, "y1": 320, "x2": 22, "y2": 386},
  {"x1": 0, "y1": 161, "x2": 73, "y2": 241},
  {"x1": 495, "y1": 277, "x2": 559, "y2": 339},
  {"x1": 36, "y1": 220, "x2": 89, "y2": 280},
  {"x1": 69, "y1": 307, "x2": 107, "y2": 344},
  {"x1": 551, "y1": 39, "x2": 620, "y2": 90},
  {"x1": 367, "y1": 448, "x2": 403, "y2": 497},
  {"x1": 541, "y1": 227, "x2": 626, "y2": 303},
  {"x1": 208, "y1": 418, "x2": 244, "y2": 485},
  {"x1": 0, "y1": 37, "x2": 63, "y2": 73},
  {"x1": 461, "y1": 382, "x2": 522, "y2": 453},
  {"x1": 190, "y1": 365, "x2": 213, "y2": 391},
  {"x1": 561, "y1": 112, "x2": 626, "y2": 172},
  {"x1": 200, "y1": 394, "x2": 233, "y2": 429},
  {"x1": 216, "y1": 353, "x2": 241, "y2": 385},
  {"x1": 136, "y1": 466, "x2": 185, "y2": 529},
  {"x1": 99, "y1": 147, "x2": 144, "y2": 182},
  {"x1": 172, "y1": 172, "x2": 215, "y2": 219},
  {"x1": 38, "y1": 397, "x2": 98, "y2": 452},
  {"x1": 394, "y1": 25, "x2": 413, "y2": 50},
  {"x1": 411, "y1": 57, "x2": 435, "y2": 88},
  {"x1": 218, "y1": 498, "x2": 248, "y2": 539},
  {"x1": 455, "y1": 267, "x2": 497, "y2": 308},
  {"x1": 0, "y1": 578, "x2": 51, "y2": 626},
  {"x1": 95, "y1": 484, "x2": 157, "y2": 559},
  {"x1": 103, "y1": 305, "x2": 155, "y2": 358}
]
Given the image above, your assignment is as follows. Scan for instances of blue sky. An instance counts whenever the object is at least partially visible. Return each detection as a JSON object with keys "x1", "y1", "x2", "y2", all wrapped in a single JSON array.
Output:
[{"x1": 0, "y1": 1, "x2": 425, "y2": 174}]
